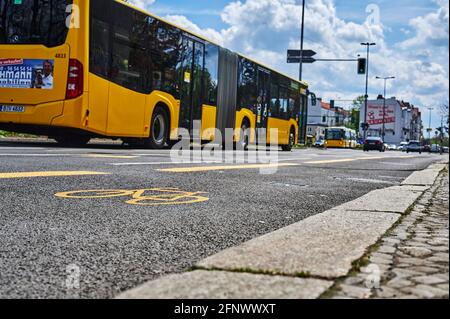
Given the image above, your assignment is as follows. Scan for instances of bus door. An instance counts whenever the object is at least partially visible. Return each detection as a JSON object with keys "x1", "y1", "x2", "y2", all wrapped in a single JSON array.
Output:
[
  {"x1": 179, "y1": 36, "x2": 205, "y2": 135},
  {"x1": 256, "y1": 67, "x2": 270, "y2": 142}
]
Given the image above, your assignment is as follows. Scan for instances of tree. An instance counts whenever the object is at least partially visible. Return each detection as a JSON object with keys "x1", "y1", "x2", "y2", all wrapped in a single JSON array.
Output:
[{"x1": 346, "y1": 96, "x2": 364, "y2": 131}]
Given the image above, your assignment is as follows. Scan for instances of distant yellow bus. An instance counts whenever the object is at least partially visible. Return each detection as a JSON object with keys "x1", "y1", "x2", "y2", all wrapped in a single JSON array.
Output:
[
  {"x1": 325, "y1": 127, "x2": 357, "y2": 149},
  {"x1": 0, "y1": 0, "x2": 309, "y2": 150}
]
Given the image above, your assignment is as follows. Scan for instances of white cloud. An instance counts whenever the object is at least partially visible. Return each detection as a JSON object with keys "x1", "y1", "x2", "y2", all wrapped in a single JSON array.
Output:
[
  {"x1": 127, "y1": 0, "x2": 155, "y2": 10},
  {"x1": 129, "y1": 0, "x2": 448, "y2": 123},
  {"x1": 162, "y1": 15, "x2": 224, "y2": 45}
]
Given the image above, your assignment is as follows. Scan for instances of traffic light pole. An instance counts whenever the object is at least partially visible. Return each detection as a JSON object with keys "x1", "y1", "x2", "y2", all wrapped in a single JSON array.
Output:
[
  {"x1": 361, "y1": 43, "x2": 376, "y2": 140},
  {"x1": 363, "y1": 46, "x2": 370, "y2": 140}
]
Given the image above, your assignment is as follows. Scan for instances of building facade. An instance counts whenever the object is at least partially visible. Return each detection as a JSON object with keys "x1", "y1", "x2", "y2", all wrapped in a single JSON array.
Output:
[
  {"x1": 307, "y1": 98, "x2": 337, "y2": 141},
  {"x1": 359, "y1": 96, "x2": 423, "y2": 145}
]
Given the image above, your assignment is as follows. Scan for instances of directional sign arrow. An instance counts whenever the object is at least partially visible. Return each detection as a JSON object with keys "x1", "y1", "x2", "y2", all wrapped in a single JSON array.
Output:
[
  {"x1": 302, "y1": 57, "x2": 316, "y2": 63},
  {"x1": 287, "y1": 56, "x2": 316, "y2": 64},
  {"x1": 287, "y1": 49, "x2": 317, "y2": 58},
  {"x1": 300, "y1": 50, "x2": 317, "y2": 57}
]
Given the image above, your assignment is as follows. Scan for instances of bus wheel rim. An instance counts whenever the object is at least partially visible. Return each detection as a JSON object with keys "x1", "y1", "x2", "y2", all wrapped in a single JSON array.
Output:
[{"x1": 153, "y1": 114, "x2": 166, "y2": 144}]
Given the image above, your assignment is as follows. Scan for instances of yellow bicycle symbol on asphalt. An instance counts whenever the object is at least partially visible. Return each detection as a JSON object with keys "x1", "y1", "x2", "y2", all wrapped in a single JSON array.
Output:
[{"x1": 55, "y1": 188, "x2": 209, "y2": 206}]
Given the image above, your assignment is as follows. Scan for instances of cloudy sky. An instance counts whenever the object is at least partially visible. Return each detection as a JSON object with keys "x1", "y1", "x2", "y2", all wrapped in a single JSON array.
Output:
[{"x1": 129, "y1": 0, "x2": 449, "y2": 130}]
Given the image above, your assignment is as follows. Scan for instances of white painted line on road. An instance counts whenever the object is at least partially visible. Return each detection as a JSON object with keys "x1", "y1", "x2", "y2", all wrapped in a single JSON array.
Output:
[
  {"x1": 111, "y1": 161, "x2": 213, "y2": 166},
  {"x1": 305, "y1": 158, "x2": 358, "y2": 164},
  {"x1": 85, "y1": 154, "x2": 139, "y2": 159},
  {"x1": 157, "y1": 163, "x2": 300, "y2": 173},
  {"x1": 0, "y1": 153, "x2": 75, "y2": 157}
]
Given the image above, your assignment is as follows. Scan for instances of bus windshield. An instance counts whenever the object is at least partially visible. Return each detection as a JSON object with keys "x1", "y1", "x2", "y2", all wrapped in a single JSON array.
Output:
[
  {"x1": 326, "y1": 129, "x2": 344, "y2": 140},
  {"x1": 0, "y1": 0, "x2": 72, "y2": 47}
]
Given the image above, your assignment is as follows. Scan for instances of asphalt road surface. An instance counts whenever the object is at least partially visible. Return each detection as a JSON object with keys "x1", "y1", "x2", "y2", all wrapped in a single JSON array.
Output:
[{"x1": 0, "y1": 138, "x2": 446, "y2": 298}]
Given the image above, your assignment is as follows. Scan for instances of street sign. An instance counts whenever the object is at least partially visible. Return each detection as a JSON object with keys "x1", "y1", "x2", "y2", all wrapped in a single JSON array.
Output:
[
  {"x1": 288, "y1": 49, "x2": 316, "y2": 58},
  {"x1": 287, "y1": 57, "x2": 316, "y2": 64},
  {"x1": 287, "y1": 50, "x2": 317, "y2": 63}
]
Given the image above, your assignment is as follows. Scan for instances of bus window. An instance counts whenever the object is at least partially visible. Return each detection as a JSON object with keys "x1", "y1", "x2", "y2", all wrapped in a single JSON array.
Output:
[
  {"x1": 90, "y1": 19, "x2": 110, "y2": 78},
  {"x1": 237, "y1": 58, "x2": 257, "y2": 112},
  {"x1": 0, "y1": 0, "x2": 72, "y2": 47},
  {"x1": 204, "y1": 43, "x2": 219, "y2": 106},
  {"x1": 279, "y1": 86, "x2": 289, "y2": 120}
]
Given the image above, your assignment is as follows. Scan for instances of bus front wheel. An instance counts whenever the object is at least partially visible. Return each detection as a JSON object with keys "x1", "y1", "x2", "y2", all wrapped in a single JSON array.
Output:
[
  {"x1": 146, "y1": 106, "x2": 169, "y2": 149},
  {"x1": 282, "y1": 128, "x2": 295, "y2": 152}
]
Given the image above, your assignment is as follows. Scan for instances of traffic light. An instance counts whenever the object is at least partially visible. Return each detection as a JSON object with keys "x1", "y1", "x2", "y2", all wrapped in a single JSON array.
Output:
[
  {"x1": 358, "y1": 58, "x2": 367, "y2": 75},
  {"x1": 330, "y1": 100, "x2": 335, "y2": 109},
  {"x1": 311, "y1": 93, "x2": 317, "y2": 106}
]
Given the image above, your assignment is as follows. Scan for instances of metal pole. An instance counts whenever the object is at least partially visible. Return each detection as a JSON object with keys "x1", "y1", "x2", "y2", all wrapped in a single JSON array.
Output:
[
  {"x1": 428, "y1": 107, "x2": 433, "y2": 141},
  {"x1": 299, "y1": 0, "x2": 306, "y2": 81},
  {"x1": 363, "y1": 45, "x2": 370, "y2": 140},
  {"x1": 382, "y1": 78, "x2": 386, "y2": 142},
  {"x1": 440, "y1": 115, "x2": 444, "y2": 155}
]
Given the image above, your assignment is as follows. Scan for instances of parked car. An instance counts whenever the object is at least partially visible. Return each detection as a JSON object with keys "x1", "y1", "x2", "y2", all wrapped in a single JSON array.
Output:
[
  {"x1": 387, "y1": 144, "x2": 397, "y2": 151},
  {"x1": 429, "y1": 144, "x2": 441, "y2": 153},
  {"x1": 363, "y1": 137, "x2": 386, "y2": 152},
  {"x1": 405, "y1": 141, "x2": 423, "y2": 154},
  {"x1": 315, "y1": 138, "x2": 325, "y2": 148},
  {"x1": 443, "y1": 146, "x2": 449, "y2": 153},
  {"x1": 398, "y1": 141, "x2": 409, "y2": 152},
  {"x1": 423, "y1": 145, "x2": 431, "y2": 152}
]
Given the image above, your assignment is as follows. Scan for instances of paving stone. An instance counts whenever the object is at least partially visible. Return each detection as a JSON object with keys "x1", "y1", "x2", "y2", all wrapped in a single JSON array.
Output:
[
  {"x1": 412, "y1": 275, "x2": 448, "y2": 285},
  {"x1": 378, "y1": 246, "x2": 397, "y2": 254},
  {"x1": 397, "y1": 257, "x2": 429, "y2": 266},
  {"x1": 386, "y1": 278, "x2": 413, "y2": 289},
  {"x1": 116, "y1": 270, "x2": 333, "y2": 299},
  {"x1": 333, "y1": 187, "x2": 422, "y2": 213},
  {"x1": 392, "y1": 268, "x2": 423, "y2": 278},
  {"x1": 429, "y1": 246, "x2": 448, "y2": 252},
  {"x1": 402, "y1": 169, "x2": 442, "y2": 186},
  {"x1": 401, "y1": 285, "x2": 448, "y2": 298},
  {"x1": 338, "y1": 284, "x2": 372, "y2": 299},
  {"x1": 197, "y1": 210, "x2": 400, "y2": 278},
  {"x1": 400, "y1": 246, "x2": 433, "y2": 258},
  {"x1": 409, "y1": 266, "x2": 440, "y2": 274},
  {"x1": 375, "y1": 286, "x2": 401, "y2": 298},
  {"x1": 437, "y1": 284, "x2": 449, "y2": 291},
  {"x1": 343, "y1": 276, "x2": 365, "y2": 286},
  {"x1": 427, "y1": 256, "x2": 450, "y2": 263},
  {"x1": 397, "y1": 295, "x2": 421, "y2": 299},
  {"x1": 369, "y1": 256, "x2": 393, "y2": 265}
]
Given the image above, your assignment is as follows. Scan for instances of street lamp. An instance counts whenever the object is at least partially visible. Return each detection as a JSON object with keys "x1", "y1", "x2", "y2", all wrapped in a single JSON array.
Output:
[
  {"x1": 375, "y1": 76, "x2": 395, "y2": 142},
  {"x1": 361, "y1": 42, "x2": 376, "y2": 140},
  {"x1": 299, "y1": 0, "x2": 306, "y2": 81}
]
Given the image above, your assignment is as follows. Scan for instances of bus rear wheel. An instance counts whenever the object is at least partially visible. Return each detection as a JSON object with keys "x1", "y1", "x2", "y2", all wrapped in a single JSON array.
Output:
[
  {"x1": 282, "y1": 128, "x2": 295, "y2": 152},
  {"x1": 145, "y1": 106, "x2": 169, "y2": 149},
  {"x1": 54, "y1": 135, "x2": 91, "y2": 147}
]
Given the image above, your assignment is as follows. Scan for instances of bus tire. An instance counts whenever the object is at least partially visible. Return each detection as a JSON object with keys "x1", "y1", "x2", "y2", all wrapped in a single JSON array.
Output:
[
  {"x1": 54, "y1": 135, "x2": 90, "y2": 147},
  {"x1": 282, "y1": 127, "x2": 295, "y2": 152},
  {"x1": 146, "y1": 106, "x2": 169, "y2": 149}
]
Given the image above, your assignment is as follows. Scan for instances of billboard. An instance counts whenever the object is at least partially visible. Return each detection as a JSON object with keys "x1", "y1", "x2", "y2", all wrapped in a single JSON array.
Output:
[
  {"x1": 0, "y1": 58, "x2": 54, "y2": 89},
  {"x1": 367, "y1": 103, "x2": 395, "y2": 126}
]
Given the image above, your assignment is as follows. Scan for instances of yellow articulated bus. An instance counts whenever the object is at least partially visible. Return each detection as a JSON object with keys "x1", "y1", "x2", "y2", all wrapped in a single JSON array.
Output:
[
  {"x1": 0, "y1": 0, "x2": 309, "y2": 150},
  {"x1": 325, "y1": 127, "x2": 357, "y2": 149}
]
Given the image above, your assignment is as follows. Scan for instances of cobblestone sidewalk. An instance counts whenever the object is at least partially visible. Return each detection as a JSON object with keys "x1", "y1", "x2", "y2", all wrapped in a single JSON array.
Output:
[{"x1": 330, "y1": 167, "x2": 449, "y2": 299}]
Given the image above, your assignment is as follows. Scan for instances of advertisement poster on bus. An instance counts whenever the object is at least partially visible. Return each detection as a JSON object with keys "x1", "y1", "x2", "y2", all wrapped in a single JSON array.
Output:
[
  {"x1": 367, "y1": 104, "x2": 396, "y2": 128},
  {"x1": 0, "y1": 59, "x2": 54, "y2": 90}
]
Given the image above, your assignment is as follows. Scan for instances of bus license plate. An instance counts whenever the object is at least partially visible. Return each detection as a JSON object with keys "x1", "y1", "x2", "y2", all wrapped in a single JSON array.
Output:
[{"x1": 0, "y1": 105, "x2": 25, "y2": 113}]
